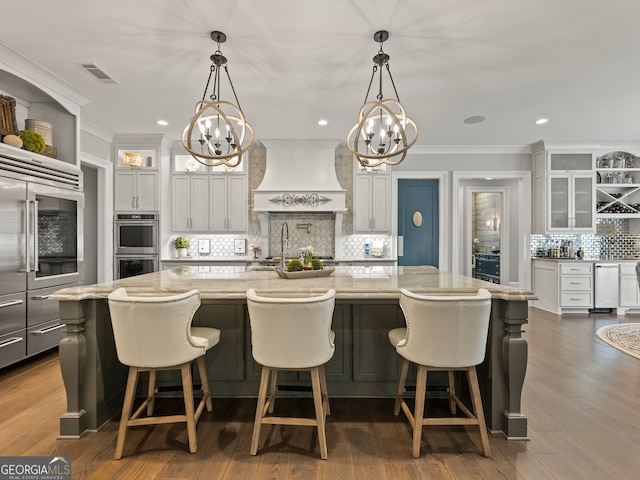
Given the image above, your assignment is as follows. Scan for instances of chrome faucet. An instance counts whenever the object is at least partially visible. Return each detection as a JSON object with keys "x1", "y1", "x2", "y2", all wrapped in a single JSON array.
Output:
[{"x1": 280, "y1": 222, "x2": 289, "y2": 270}]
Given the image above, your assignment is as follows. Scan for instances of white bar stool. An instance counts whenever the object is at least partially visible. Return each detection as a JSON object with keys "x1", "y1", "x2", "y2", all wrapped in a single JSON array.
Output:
[
  {"x1": 107, "y1": 287, "x2": 220, "y2": 459},
  {"x1": 388, "y1": 288, "x2": 492, "y2": 458},
  {"x1": 246, "y1": 288, "x2": 336, "y2": 459}
]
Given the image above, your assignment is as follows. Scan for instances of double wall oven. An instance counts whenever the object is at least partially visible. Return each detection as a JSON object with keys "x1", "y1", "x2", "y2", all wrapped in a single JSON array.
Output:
[
  {"x1": 114, "y1": 213, "x2": 159, "y2": 279},
  {"x1": 0, "y1": 156, "x2": 83, "y2": 369}
]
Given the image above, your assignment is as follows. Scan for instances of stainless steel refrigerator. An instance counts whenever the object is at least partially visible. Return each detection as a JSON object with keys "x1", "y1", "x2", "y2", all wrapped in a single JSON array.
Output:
[{"x1": 0, "y1": 171, "x2": 83, "y2": 368}]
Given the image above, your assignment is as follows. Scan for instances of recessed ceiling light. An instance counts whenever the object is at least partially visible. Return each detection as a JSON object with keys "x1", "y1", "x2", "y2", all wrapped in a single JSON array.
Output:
[
  {"x1": 318, "y1": 119, "x2": 328, "y2": 126},
  {"x1": 534, "y1": 118, "x2": 548, "y2": 125},
  {"x1": 156, "y1": 120, "x2": 169, "y2": 126},
  {"x1": 463, "y1": 115, "x2": 486, "y2": 124}
]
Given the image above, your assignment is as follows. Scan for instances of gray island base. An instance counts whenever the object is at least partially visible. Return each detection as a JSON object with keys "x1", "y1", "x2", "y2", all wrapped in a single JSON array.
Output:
[{"x1": 53, "y1": 265, "x2": 534, "y2": 440}]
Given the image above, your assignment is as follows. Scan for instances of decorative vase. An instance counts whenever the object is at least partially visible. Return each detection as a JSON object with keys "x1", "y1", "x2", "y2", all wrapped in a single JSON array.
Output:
[
  {"x1": 303, "y1": 263, "x2": 313, "y2": 270},
  {"x1": 177, "y1": 248, "x2": 188, "y2": 258}
]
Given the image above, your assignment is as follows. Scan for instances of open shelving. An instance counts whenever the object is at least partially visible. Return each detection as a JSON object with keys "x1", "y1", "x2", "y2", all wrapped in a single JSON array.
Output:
[{"x1": 595, "y1": 151, "x2": 640, "y2": 218}]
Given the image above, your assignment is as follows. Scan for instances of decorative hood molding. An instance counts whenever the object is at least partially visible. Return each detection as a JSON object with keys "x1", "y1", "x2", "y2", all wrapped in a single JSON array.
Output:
[{"x1": 253, "y1": 139, "x2": 346, "y2": 212}]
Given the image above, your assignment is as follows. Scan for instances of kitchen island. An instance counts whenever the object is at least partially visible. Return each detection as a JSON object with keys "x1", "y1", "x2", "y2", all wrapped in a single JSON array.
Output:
[{"x1": 53, "y1": 265, "x2": 534, "y2": 440}]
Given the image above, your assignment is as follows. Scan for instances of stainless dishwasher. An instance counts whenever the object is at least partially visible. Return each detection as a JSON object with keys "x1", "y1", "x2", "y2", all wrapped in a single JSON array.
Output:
[{"x1": 594, "y1": 263, "x2": 619, "y2": 309}]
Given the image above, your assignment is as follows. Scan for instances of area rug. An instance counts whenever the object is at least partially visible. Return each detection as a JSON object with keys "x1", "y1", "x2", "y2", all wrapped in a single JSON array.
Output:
[{"x1": 596, "y1": 323, "x2": 640, "y2": 360}]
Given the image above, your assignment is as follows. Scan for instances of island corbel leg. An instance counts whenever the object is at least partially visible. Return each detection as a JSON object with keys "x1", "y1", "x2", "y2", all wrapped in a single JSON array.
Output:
[
  {"x1": 501, "y1": 299, "x2": 529, "y2": 439},
  {"x1": 58, "y1": 300, "x2": 87, "y2": 438}
]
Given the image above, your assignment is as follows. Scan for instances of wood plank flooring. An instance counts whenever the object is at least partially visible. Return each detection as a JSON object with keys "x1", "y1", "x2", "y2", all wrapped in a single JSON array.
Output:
[{"x1": 1, "y1": 307, "x2": 640, "y2": 479}]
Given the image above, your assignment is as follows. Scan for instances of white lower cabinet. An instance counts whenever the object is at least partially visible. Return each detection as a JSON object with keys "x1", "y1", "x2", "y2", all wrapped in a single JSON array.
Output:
[
  {"x1": 619, "y1": 263, "x2": 640, "y2": 311},
  {"x1": 532, "y1": 260, "x2": 593, "y2": 314},
  {"x1": 114, "y1": 170, "x2": 159, "y2": 212},
  {"x1": 532, "y1": 260, "x2": 560, "y2": 313},
  {"x1": 559, "y1": 263, "x2": 593, "y2": 309},
  {"x1": 533, "y1": 260, "x2": 640, "y2": 315}
]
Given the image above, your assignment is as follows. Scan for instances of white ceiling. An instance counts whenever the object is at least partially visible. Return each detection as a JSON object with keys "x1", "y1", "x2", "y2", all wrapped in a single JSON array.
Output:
[{"x1": 2, "y1": 0, "x2": 639, "y2": 148}]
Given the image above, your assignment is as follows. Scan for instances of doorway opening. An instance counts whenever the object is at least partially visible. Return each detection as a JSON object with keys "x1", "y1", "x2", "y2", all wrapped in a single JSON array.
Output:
[{"x1": 471, "y1": 192, "x2": 502, "y2": 283}]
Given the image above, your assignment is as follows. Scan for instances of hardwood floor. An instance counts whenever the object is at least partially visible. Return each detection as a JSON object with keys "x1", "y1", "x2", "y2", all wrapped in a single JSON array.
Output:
[{"x1": 1, "y1": 307, "x2": 640, "y2": 479}]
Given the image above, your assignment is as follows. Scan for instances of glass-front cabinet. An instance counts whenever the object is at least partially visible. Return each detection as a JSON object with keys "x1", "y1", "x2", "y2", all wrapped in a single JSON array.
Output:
[
  {"x1": 548, "y1": 152, "x2": 593, "y2": 172},
  {"x1": 533, "y1": 148, "x2": 595, "y2": 234},
  {"x1": 548, "y1": 174, "x2": 594, "y2": 232}
]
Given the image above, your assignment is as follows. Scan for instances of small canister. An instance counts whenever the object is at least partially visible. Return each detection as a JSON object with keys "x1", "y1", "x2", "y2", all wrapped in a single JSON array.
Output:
[{"x1": 25, "y1": 119, "x2": 53, "y2": 146}]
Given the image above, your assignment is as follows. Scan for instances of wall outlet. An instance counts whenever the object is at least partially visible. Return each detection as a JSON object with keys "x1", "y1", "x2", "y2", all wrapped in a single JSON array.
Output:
[
  {"x1": 198, "y1": 239, "x2": 210, "y2": 254},
  {"x1": 234, "y1": 239, "x2": 246, "y2": 254}
]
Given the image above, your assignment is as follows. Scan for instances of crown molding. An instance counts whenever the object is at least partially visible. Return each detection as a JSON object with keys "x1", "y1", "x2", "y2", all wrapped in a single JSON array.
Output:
[{"x1": 408, "y1": 145, "x2": 533, "y2": 155}]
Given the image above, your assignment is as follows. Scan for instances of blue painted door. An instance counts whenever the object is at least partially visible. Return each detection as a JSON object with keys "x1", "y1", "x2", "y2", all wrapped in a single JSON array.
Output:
[{"x1": 398, "y1": 179, "x2": 439, "y2": 267}]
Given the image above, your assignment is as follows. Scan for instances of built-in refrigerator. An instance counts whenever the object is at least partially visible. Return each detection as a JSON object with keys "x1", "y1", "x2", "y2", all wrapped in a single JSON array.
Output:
[{"x1": 0, "y1": 161, "x2": 83, "y2": 369}]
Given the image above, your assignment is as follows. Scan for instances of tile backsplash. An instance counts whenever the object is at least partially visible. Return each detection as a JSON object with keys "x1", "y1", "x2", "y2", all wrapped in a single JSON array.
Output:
[
  {"x1": 531, "y1": 218, "x2": 640, "y2": 258},
  {"x1": 171, "y1": 231, "x2": 393, "y2": 260}
]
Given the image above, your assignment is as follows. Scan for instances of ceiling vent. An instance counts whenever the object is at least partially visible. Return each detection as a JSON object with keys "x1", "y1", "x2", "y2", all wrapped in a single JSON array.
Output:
[{"x1": 77, "y1": 63, "x2": 118, "y2": 84}]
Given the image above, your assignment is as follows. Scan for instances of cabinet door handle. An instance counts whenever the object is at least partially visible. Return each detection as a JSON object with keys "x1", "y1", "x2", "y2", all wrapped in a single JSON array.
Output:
[
  {"x1": 31, "y1": 294, "x2": 54, "y2": 300},
  {"x1": 31, "y1": 323, "x2": 65, "y2": 335},
  {"x1": 0, "y1": 337, "x2": 23, "y2": 348},
  {"x1": 131, "y1": 196, "x2": 136, "y2": 208},
  {"x1": 372, "y1": 218, "x2": 375, "y2": 229},
  {"x1": 0, "y1": 299, "x2": 24, "y2": 309},
  {"x1": 136, "y1": 196, "x2": 140, "y2": 208}
]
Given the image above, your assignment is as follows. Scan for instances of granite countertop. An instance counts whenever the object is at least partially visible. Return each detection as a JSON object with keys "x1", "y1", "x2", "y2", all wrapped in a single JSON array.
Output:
[
  {"x1": 53, "y1": 265, "x2": 535, "y2": 302},
  {"x1": 161, "y1": 256, "x2": 397, "y2": 263}
]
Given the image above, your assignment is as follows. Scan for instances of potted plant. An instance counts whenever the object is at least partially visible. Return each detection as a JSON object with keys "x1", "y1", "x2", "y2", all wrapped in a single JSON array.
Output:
[{"x1": 174, "y1": 236, "x2": 190, "y2": 258}]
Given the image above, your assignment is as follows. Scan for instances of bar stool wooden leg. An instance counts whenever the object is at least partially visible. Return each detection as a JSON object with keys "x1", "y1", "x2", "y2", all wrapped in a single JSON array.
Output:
[
  {"x1": 468, "y1": 367, "x2": 491, "y2": 457},
  {"x1": 319, "y1": 365, "x2": 330, "y2": 416},
  {"x1": 447, "y1": 370, "x2": 457, "y2": 414},
  {"x1": 251, "y1": 366, "x2": 270, "y2": 455},
  {"x1": 181, "y1": 363, "x2": 198, "y2": 453},
  {"x1": 147, "y1": 369, "x2": 156, "y2": 416},
  {"x1": 311, "y1": 366, "x2": 328, "y2": 460},
  {"x1": 268, "y1": 368, "x2": 278, "y2": 414},
  {"x1": 115, "y1": 367, "x2": 139, "y2": 460},
  {"x1": 412, "y1": 364, "x2": 428, "y2": 458},
  {"x1": 196, "y1": 357, "x2": 213, "y2": 412},
  {"x1": 394, "y1": 357, "x2": 410, "y2": 416}
]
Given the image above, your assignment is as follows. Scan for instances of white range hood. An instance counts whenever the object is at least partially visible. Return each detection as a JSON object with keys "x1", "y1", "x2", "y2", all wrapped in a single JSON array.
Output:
[{"x1": 253, "y1": 139, "x2": 346, "y2": 213}]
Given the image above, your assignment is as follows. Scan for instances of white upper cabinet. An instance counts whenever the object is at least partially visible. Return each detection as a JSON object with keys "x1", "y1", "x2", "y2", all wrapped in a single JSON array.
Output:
[
  {"x1": 548, "y1": 152, "x2": 593, "y2": 172},
  {"x1": 354, "y1": 173, "x2": 390, "y2": 233},
  {"x1": 547, "y1": 174, "x2": 594, "y2": 232},
  {"x1": 172, "y1": 175, "x2": 209, "y2": 231},
  {"x1": 113, "y1": 140, "x2": 161, "y2": 212},
  {"x1": 533, "y1": 147, "x2": 595, "y2": 234},
  {"x1": 170, "y1": 150, "x2": 247, "y2": 233},
  {"x1": 209, "y1": 175, "x2": 247, "y2": 233}
]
